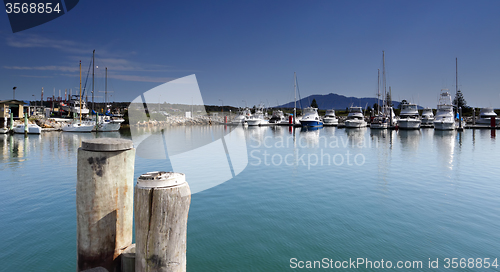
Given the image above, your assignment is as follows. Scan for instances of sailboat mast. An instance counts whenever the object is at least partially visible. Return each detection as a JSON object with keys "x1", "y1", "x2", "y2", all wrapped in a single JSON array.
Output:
[
  {"x1": 382, "y1": 51, "x2": 386, "y2": 108},
  {"x1": 92, "y1": 49, "x2": 95, "y2": 115},
  {"x1": 105, "y1": 67, "x2": 107, "y2": 106},
  {"x1": 79, "y1": 61, "x2": 82, "y2": 123},
  {"x1": 294, "y1": 72, "x2": 297, "y2": 125},
  {"x1": 455, "y1": 57, "x2": 458, "y2": 108},
  {"x1": 377, "y1": 69, "x2": 380, "y2": 115}
]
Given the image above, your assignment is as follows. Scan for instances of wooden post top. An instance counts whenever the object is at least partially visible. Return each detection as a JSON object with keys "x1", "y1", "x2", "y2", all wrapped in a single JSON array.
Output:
[
  {"x1": 137, "y1": 171, "x2": 186, "y2": 189},
  {"x1": 81, "y1": 138, "x2": 133, "y2": 152}
]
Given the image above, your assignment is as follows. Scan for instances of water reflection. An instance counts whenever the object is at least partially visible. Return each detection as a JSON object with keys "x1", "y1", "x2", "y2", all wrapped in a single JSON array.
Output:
[
  {"x1": 344, "y1": 127, "x2": 368, "y2": 148},
  {"x1": 298, "y1": 127, "x2": 320, "y2": 147},
  {"x1": 434, "y1": 130, "x2": 456, "y2": 171},
  {"x1": 398, "y1": 130, "x2": 421, "y2": 153}
]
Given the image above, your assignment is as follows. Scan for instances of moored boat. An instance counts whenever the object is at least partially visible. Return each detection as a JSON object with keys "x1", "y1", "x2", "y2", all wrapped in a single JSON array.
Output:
[
  {"x1": 247, "y1": 107, "x2": 268, "y2": 126},
  {"x1": 421, "y1": 108, "x2": 434, "y2": 127},
  {"x1": 434, "y1": 90, "x2": 455, "y2": 130},
  {"x1": 299, "y1": 107, "x2": 323, "y2": 127},
  {"x1": 323, "y1": 109, "x2": 338, "y2": 126},
  {"x1": 269, "y1": 110, "x2": 288, "y2": 124},
  {"x1": 13, "y1": 124, "x2": 42, "y2": 134},
  {"x1": 232, "y1": 108, "x2": 252, "y2": 125},
  {"x1": 345, "y1": 106, "x2": 367, "y2": 128},
  {"x1": 476, "y1": 107, "x2": 500, "y2": 126},
  {"x1": 398, "y1": 102, "x2": 421, "y2": 129},
  {"x1": 96, "y1": 115, "x2": 124, "y2": 131}
]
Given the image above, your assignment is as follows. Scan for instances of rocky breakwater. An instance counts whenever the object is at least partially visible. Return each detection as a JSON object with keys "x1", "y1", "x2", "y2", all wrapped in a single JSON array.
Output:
[{"x1": 132, "y1": 116, "x2": 225, "y2": 127}]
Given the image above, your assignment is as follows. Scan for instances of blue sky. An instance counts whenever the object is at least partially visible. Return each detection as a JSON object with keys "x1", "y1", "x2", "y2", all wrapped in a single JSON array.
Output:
[{"x1": 1, "y1": 0, "x2": 500, "y2": 108}]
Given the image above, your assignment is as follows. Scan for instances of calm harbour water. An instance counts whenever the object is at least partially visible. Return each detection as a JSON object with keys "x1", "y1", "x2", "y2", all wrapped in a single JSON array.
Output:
[{"x1": 1, "y1": 126, "x2": 500, "y2": 271}]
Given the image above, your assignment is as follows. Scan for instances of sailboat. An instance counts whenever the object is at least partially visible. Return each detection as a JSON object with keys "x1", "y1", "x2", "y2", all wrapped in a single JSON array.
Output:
[
  {"x1": 62, "y1": 60, "x2": 95, "y2": 132},
  {"x1": 371, "y1": 53, "x2": 392, "y2": 129},
  {"x1": 96, "y1": 67, "x2": 124, "y2": 131}
]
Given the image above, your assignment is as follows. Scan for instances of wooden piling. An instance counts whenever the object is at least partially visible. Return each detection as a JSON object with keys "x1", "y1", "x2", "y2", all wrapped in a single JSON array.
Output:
[
  {"x1": 24, "y1": 113, "x2": 28, "y2": 133},
  {"x1": 77, "y1": 138, "x2": 135, "y2": 272},
  {"x1": 9, "y1": 112, "x2": 13, "y2": 130},
  {"x1": 135, "y1": 172, "x2": 191, "y2": 272}
]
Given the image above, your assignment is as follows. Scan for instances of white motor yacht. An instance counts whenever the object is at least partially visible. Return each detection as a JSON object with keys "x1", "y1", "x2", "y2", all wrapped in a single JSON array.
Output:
[
  {"x1": 269, "y1": 110, "x2": 288, "y2": 124},
  {"x1": 421, "y1": 108, "x2": 434, "y2": 127},
  {"x1": 61, "y1": 95, "x2": 90, "y2": 115},
  {"x1": 247, "y1": 107, "x2": 269, "y2": 126},
  {"x1": 299, "y1": 107, "x2": 323, "y2": 127},
  {"x1": 62, "y1": 120, "x2": 96, "y2": 132},
  {"x1": 96, "y1": 115, "x2": 124, "y2": 131},
  {"x1": 13, "y1": 124, "x2": 42, "y2": 134},
  {"x1": 344, "y1": 106, "x2": 367, "y2": 128},
  {"x1": 398, "y1": 102, "x2": 421, "y2": 129},
  {"x1": 434, "y1": 90, "x2": 455, "y2": 130},
  {"x1": 476, "y1": 107, "x2": 500, "y2": 126},
  {"x1": 232, "y1": 108, "x2": 252, "y2": 125},
  {"x1": 323, "y1": 109, "x2": 338, "y2": 126}
]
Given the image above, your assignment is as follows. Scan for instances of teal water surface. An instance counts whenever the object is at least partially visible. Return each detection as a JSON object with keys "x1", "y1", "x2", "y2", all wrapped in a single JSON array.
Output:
[{"x1": 1, "y1": 127, "x2": 499, "y2": 271}]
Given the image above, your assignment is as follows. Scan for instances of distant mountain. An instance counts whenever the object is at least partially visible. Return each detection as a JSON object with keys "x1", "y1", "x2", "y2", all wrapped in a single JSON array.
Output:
[{"x1": 275, "y1": 93, "x2": 402, "y2": 110}]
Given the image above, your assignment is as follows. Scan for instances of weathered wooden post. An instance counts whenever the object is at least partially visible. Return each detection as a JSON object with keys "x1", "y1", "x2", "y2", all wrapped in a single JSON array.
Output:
[
  {"x1": 135, "y1": 172, "x2": 191, "y2": 272},
  {"x1": 9, "y1": 110, "x2": 13, "y2": 130},
  {"x1": 24, "y1": 113, "x2": 28, "y2": 133},
  {"x1": 77, "y1": 138, "x2": 135, "y2": 272},
  {"x1": 491, "y1": 116, "x2": 496, "y2": 129}
]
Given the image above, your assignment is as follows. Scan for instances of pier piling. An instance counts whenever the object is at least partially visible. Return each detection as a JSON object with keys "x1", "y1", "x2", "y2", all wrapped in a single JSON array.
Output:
[
  {"x1": 134, "y1": 172, "x2": 191, "y2": 272},
  {"x1": 77, "y1": 138, "x2": 135, "y2": 272},
  {"x1": 24, "y1": 113, "x2": 28, "y2": 133}
]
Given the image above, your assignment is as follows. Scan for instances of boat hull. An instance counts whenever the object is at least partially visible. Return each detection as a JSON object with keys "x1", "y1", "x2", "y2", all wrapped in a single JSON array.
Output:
[
  {"x1": 345, "y1": 120, "x2": 367, "y2": 128},
  {"x1": 247, "y1": 119, "x2": 263, "y2": 126},
  {"x1": 370, "y1": 123, "x2": 387, "y2": 129},
  {"x1": 13, "y1": 125, "x2": 41, "y2": 134},
  {"x1": 300, "y1": 120, "x2": 323, "y2": 127},
  {"x1": 97, "y1": 122, "x2": 122, "y2": 132},
  {"x1": 434, "y1": 121, "x2": 455, "y2": 130},
  {"x1": 323, "y1": 117, "x2": 338, "y2": 125},
  {"x1": 398, "y1": 119, "x2": 421, "y2": 129},
  {"x1": 62, "y1": 122, "x2": 95, "y2": 132}
]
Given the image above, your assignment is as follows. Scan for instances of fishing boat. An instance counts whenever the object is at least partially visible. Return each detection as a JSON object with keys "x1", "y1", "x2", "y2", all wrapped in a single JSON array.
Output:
[
  {"x1": 398, "y1": 102, "x2": 421, "y2": 129},
  {"x1": 299, "y1": 107, "x2": 323, "y2": 127},
  {"x1": 62, "y1": 61, "x2": 95, "y2": 132},
  {"x1": 96, "y1": 115, "x2": 124, "y2": 131},
  {"x1": 475, "y1": 107, "x2": 500, "y2": 125},
  {"x1": 247, "y1": 106, "x2": 268, "y2": 126},
  {"x1": 323, "y1": 109, "x2": 338, "y2": 126},
  {"x1": 232, "y1": 108, "x2": 252, "y2": 125},
  {"x1": 434, "y1": 90, "x2": 455, "y2": 130},
  {"x1": 421, "y1": 108, "x2": 434, "y2": 127},
  {"x1": 269, "y1": 110, "x2": 288, "y2": 124},
  {"x1": 61, "y1": 95, "x2": 90, "y2": 115},
  {"x1": 13, "y1": 124, "x2": 41, "y2": 134},
  {"x1": 345, "y1": 106, "x2": 367, "y2": 128}
]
